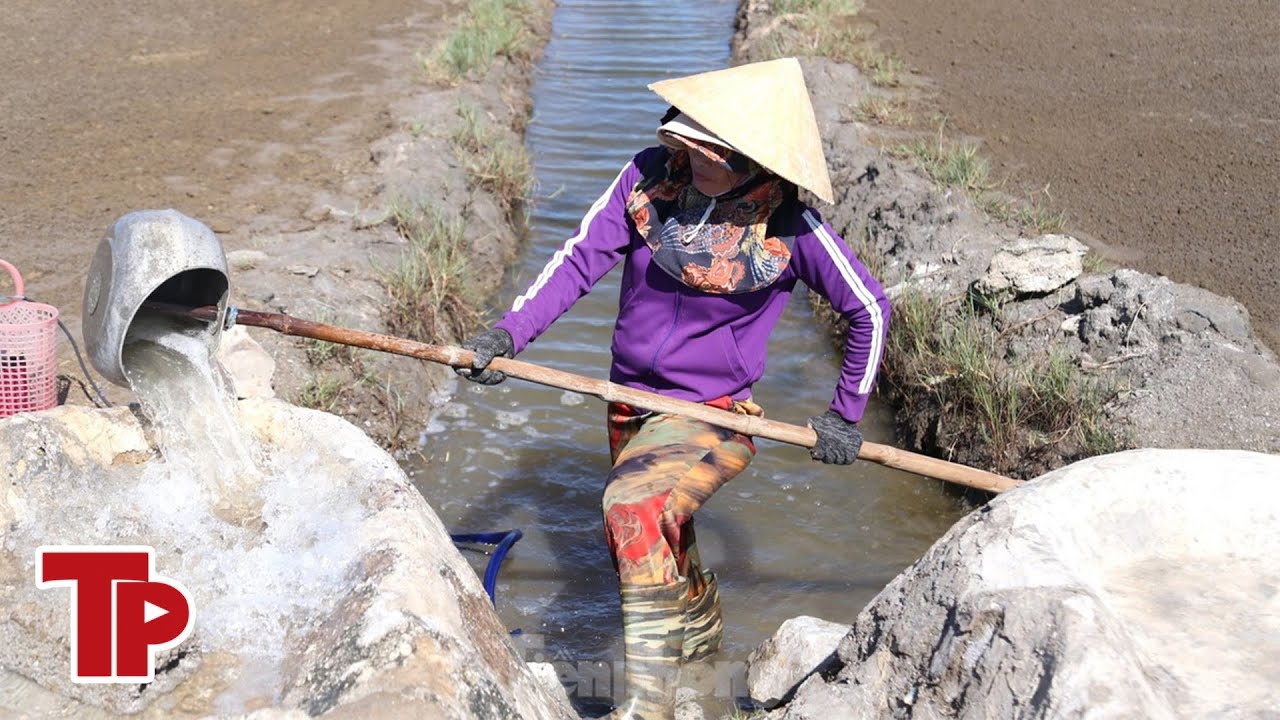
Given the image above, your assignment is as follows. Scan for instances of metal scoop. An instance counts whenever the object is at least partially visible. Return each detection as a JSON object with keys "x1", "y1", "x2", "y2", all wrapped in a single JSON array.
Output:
[{"x1": 82, "y1": 209, "x2": 230, "y2": 387}]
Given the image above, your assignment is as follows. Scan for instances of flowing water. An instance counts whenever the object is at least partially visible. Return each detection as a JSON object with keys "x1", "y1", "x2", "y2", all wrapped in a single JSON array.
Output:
[
  {"x1": 0, "y1": 314, "x2": 367, "y2": 714},
  {"x1": 123, "y1": 316, "x2": 265, "y2": 524},
  {"x1": 121, "y1": 319, "x2": 368, "y2": 712},
  {"x1": 409, "y1": 0, "x2": 972, "y2": 715}
]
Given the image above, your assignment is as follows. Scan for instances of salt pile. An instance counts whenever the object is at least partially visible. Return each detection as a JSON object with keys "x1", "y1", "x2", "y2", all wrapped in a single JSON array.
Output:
[
  {"x1": 0, "y1": 312, "x2": 574, "y2": 719},
  {"x1": 1, "y1": 314, "x2": 368, "y2": 713}
]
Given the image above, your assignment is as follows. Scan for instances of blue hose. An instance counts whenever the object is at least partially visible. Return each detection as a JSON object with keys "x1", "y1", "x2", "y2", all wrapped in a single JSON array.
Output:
[{"x1": 450, "y1": 529, "x2": 523, "y2": 604}]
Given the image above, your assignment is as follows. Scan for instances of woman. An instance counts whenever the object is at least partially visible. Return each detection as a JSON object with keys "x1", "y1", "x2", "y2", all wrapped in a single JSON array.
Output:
[{"x1": 458, "y1": 58, "x2": 889, "y2": 719}]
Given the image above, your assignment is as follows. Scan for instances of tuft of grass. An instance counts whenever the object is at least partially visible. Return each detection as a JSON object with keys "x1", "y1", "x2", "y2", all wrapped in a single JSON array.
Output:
[
  {"x1": 424, "y1": 0, "x2": 534, "y2": 81},
  {"x1": 893, "y1": 135, "x2": 991, "y2": 192},
  {"x1": 814, "y1": 24, "x2": 869, "y2": 62},
  {"x1": 775, "y1": 0, "x2": 861, "y2": 14},
  {"x1": 979, "y1": 192, "x2": 1068, "y2": 235},
  {"x1": 382, "y1": 199, "x2": 487, "y2": 344},
  {"x1": 1011, "y1": 203, "x2": 1067, "y2": 235},
  {"x1": 299, "y1": 308, "x2": 353, "y2": 366},
  {"x1": 881, "y1": 289, "x2": 1126, "y2": 474},
  {"x1": 1081, "y1": 251, "x2": 1109, "y2": 275},
  {"x1": 298, "y1": 373, "x2": 346, "y2": 412},
  {"x1": 852, "y1": 46, "x2": 903, "y2": 87},
  {"x1": 760, "y1": 0, "x2": 906, "y2": 86},
  {"x1": 358, "y1": 369, "x2": 411, "y2": 452},
  {"x1": 759, "y1": 0, "x2": 870, "y2": 63},
  {"x1": 854, "y1": 96, "x2": 913, "y2": 126},
  {"x1": 452, "y1": 102, "x2": 533, "y2": 211}
]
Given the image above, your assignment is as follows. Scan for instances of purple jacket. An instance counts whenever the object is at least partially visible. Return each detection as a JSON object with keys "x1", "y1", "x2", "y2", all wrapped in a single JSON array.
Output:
[{"x1": 495, "y1": 148, "x2": 890, "y2": 423}]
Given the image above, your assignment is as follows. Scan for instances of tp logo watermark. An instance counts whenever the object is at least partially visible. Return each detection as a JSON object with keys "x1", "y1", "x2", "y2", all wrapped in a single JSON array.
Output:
[{"x1": 36, "y1": 546, "x2": 194, "y2": 684}]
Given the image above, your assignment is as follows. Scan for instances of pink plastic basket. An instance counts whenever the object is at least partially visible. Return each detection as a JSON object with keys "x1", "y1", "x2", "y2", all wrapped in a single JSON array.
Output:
[{"x1": 0, "y1": 259, "x2": 58, "y2": 417}]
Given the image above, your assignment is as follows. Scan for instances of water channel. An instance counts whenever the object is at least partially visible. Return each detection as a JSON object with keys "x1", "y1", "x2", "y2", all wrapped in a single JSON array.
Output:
[{"x1": 409, "y1": 1, "x2": 971, "y2": 713}]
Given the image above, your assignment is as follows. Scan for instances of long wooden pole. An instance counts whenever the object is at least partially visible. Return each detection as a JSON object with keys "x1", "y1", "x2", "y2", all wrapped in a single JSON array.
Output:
[{"x1": 157, "y1": 304, "x2": 1020, "y2": 493}]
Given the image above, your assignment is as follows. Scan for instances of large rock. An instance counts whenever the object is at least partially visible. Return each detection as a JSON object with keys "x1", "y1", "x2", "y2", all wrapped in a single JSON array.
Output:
[
  {"x1": 216, "y1": 326, "x2": 276, "y2": 400},
  {"x1": 747, "y1": 616, "x2": 849, "y2": 709},
  {"x1": 975, "y1": 234, "x2": 1088, "y2": 297},
  {"x1": 1075, "y1": 269, "x2": 1256, "y2": 355},
  {"x1": 772, "y1": 449, "x2": 1280, "y2": 719},
  {"x1": 1073, "y1": 270, "x2": 1280, "y2": 454},
  {"x1": 0, "y1": 402, "x2": 574, "y2": 720}
]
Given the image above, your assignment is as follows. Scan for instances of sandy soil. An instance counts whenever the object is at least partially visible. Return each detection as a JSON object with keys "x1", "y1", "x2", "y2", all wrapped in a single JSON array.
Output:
[
  {"x1": 0, "y1": 0, "x2": 435, "y2": 320},
  {"x1": 861, "y1": 0, "x2": 1280, "y2": 352}
]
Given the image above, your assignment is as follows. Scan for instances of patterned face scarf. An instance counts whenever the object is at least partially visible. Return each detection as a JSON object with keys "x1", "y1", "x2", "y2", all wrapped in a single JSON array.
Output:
[{"x1": 626, "y1": 149, "x2": 791, "y2": 294}]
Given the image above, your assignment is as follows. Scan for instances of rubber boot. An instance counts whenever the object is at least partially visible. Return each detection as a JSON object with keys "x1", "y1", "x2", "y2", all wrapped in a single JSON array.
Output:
[
  {"x1": 610, "y1": 579, "x2": 688, "y2": 720},
  {"x1": 682, "y1": 569, "x2": 723, "y2": 662}
]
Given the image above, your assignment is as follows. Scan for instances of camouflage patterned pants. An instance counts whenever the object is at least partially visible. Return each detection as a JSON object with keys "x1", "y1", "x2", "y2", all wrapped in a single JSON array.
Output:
[{"x1": 602, "y1": 398, "x2": 760, "y2": 587}]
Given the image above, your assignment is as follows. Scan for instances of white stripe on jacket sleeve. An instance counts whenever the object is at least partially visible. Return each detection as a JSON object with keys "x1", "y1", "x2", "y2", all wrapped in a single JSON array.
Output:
[
  {"x1": 511, "y1": 164, "x2": 631, "y2": 313},
  {"x1": 802, "y1": 210, "x2": 886, "y2": 395}
]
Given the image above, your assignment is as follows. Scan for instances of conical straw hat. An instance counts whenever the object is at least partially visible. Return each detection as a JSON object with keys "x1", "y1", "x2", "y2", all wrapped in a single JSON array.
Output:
[{"x1": 648, "y1": 58, "x2": 834, "y2": 203}]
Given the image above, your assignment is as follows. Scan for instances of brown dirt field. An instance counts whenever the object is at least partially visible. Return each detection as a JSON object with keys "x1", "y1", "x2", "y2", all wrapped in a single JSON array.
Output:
[
  {"x1": 0, "y1": 0, "x2": 440, "y2": 316},
  {"x1": 0, "y1": 0, "x2": 545, "y2": 446},
  {"x1": 861, "y1": 0, "x2": 1280, "y2": 352}
]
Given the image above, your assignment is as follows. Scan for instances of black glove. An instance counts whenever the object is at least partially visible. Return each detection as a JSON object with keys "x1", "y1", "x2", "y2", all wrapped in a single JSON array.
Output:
[
  {"x1": 457, "y1": 328, "x2": 514, "y2": 385},
  {"x1": 808, "y1": 410, "x2": 863, "y2": 465}
]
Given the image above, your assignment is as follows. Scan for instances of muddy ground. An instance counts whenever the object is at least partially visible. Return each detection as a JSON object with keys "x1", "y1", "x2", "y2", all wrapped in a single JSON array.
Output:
[
  {"x1": 860, "y1": 0, "x2": 1280, "y2": 353},
  {"x1": 5, "y1": 0, "x2": 1275, "y2": 461},
  {"x1": 2, "y1": 0, "x2": 416, "y2": 312},
  {"x1": 736, "y1": 0, "x2": 1280, "y2": 476},
  {"x1": 1, "y1": 0, "x2": 543, "y2": 446}
]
